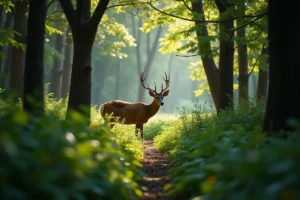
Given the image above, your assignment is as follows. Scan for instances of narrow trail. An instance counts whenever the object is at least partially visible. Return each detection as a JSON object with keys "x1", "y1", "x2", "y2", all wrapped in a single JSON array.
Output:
[{"x1": 139, "y1": 140, "x2": 173, "y2": 200}]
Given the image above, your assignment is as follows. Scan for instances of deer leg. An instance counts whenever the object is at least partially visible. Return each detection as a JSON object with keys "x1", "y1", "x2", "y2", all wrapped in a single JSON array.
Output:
[
  {"x1": 136, "y1": 123, "x2": 144, "y2": 141},
  {"x1": 140, "y1": 124, "x2": 144, "y2": 142},
  {"x1": 135, "y1": 124, "x2": 139, "y2": 137}
]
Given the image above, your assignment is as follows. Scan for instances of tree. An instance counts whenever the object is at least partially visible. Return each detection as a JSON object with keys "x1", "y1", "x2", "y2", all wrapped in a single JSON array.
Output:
[
  {"x1": 236, "y1": 0, "x2": 248, "y2": 103},
  {"x1": 263, "y1": 0, "x2": 300, "y2": 135},
  {"x1": 256, "y1": 46, "x2": 268, "y2": 101},
  {"x1": 142, "y1": 0, "x2": 267, "y2": 113},
  {"x1": 49, "y1": 32, "x2": 66, "y2": 99},
  {"x1": 59, "y1": 0, "x2": 110, "y2": 121},
  {"x1": 23, "y1": 0, "x2": 46, "y2": 115},
  {"x1": 61, "y1": 26, "x2": 73, "y2": 99},
  {"x1": 9, "y1": 0, "x2": 27, "y2": 99}
]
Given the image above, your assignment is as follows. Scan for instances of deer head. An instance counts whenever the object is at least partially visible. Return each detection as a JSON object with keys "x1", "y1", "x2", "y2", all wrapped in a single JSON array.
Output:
[{"x1": 140, "y1": 72, "x2": 170, "y2": 106}]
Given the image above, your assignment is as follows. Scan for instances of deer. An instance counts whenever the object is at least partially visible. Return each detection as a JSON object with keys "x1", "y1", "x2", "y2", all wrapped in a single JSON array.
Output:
[{"x1": 99, "y1": 72, "x2": 170, "y2": 141}]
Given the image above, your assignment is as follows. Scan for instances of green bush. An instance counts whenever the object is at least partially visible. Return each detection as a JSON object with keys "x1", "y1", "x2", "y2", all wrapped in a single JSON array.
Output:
[
  {"x1": 0, "y1": 108, "x2": 143, "y2": 200},
  {"x1": 143, "y1": 115, "x2": 175, "y2": 140},
  {"x1": 160, "y1": 100, "x2": 300, "y2": 200}
]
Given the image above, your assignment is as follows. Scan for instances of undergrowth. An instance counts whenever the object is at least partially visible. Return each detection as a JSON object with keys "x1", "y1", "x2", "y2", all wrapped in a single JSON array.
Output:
[
  {"x1": 0, "y1": 89, "x2": 144, "y2": 200},
  {"x1": 153, "y1": 100, "x2": 300, "y2": 199}
]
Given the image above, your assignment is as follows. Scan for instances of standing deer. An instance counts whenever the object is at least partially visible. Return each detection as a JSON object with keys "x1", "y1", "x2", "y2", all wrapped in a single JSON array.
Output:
[{"x1": 99, "y1": 72, "x2": 170, "y2": 141}]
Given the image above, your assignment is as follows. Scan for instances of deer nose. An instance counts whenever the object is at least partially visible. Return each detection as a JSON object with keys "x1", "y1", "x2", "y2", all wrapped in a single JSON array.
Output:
[{"x1": 160, "y1": 102, "x2": 164, "y2": 106}]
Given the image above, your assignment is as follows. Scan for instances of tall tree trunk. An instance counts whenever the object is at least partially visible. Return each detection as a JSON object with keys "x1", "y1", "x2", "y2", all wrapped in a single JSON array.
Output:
[
  {"x1": 23, "y1": 0, "x2": 46, "y2": 115},
  {"x1": 216, "y1": 0, "x2": 234, "y2": 113},
  {"x1": 263, "y1": 0, "x2": 300, "y2": 134},
  {"x1": 237, "y1": 0, "x2": 248, "y2": 104},
  {"x1": 0, "y1": 5, "x2": 4, "y2": 74},
  {"x1": 192, "y1": 1, "x2": 219, "y2": 110},
  {"x1": 0, "y1": 11, "x2": 13, "y2": 88},
  {"x1": 50, "y1": 33, "x2": 66, "y2": 99},
  {"x1": 61, "y1": 26, "x2": 73, "y2": 99},
  {"x1": 10, "y1": 0, "x2": 27, "y2": 99},
  {"x1": 59, "y1": 0, "x2": 110, "y2": 122},
  {"x1": 256, "y1": 46, "x2": 269, "y2": 101}
]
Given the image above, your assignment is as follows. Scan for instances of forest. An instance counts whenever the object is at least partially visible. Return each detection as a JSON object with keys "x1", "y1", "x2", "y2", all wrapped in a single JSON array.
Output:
[{"x1": 0, "y1": 0, "x2": 300, "y2": 200}]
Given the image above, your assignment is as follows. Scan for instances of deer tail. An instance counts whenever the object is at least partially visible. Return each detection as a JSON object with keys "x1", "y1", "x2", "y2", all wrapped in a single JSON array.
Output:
[{"x1": 99, "y1": 104, "x2": 106, "y2": 118}]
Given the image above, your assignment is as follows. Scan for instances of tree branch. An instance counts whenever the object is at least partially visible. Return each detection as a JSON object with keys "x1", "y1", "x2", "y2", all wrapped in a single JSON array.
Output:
[
  {"x1": 46, "y1": 0, "x2": 56, "y2": 10},
  {"x1": 106, "y1": 1, "x2": 149, "y2": 9},
  {"x1": 149, "y1": 1, "x2": 267, "y2": 23},
  {"x1": 59, "y1": 0, "x2": 76, "y2": 28},
  {"x1": 89, "y1": 0, "x2": 110, "y2": 32}
]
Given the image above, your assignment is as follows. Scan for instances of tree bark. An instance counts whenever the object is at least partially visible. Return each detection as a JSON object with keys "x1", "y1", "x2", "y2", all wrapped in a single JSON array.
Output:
[
  {"x1": 192, "y1": 1, "x2": 219, "y2": 110},
  {"x1": 237, "y1": 0, "x2": 248, "y2": 104},
  {"x1": 10, "y1": 0, "x2": 27, "y2": 99},
  {"x1": 23, "y1": 0, "x2": 46, "y2": 115},
  {"x1": 256, "y1": 46, "x2": 269, "y2": 101},
  {"x1": 216, "y1": 0, "x2": 234, "y2": 113},
  {"x1": 263, "y1": 0, "x2": 300, "y2": 134},
  {"x1": 61, "y1": 26, "x2": 73, "y2": 99},
  {"x1": 50, "y1": 33, "x2": 66, "y2": 99},
  {"x1": 0, "y1": 5, "x2": 4, "y2": 73},
  {"x1": 0, "y1": 11, "x2": 13, "y2": 88},
  {"x1": 59, "y1": 0, "x2": 110, "y2": 121}
]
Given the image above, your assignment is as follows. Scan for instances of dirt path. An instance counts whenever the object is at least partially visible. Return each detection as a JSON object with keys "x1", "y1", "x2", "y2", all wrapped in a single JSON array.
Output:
[{"x1": 139, "y1": 140, "x2": 173, "y2": 200}]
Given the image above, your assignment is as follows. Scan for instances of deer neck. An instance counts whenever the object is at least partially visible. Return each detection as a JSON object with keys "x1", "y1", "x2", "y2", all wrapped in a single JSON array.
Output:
[{"x1": 147, "y1": 98, "x2": 161, "y2": 118}]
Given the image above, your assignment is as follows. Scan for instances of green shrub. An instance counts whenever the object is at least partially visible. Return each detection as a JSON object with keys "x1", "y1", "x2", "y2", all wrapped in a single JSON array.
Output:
[
  {"x1": 44, "y1": 92, "x2": 68, "y2": 119},
  {"x1": 162, "y1": 100, "x2": 300, "y2": 199},
  {"x1": 0, "y1": 108, "x2": 143, "y2": 200},
  {"x1": 143, "y1": 115, "x2": 175, "y2": 140}
]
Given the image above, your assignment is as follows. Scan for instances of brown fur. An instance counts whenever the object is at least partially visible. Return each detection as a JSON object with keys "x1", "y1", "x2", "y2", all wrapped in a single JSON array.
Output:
[
  {"x1": 99, "y1": 90, "x2": 169, "y2": 141},
  {"x1": 100, "y1": 99, "x2": 160, "y2": 124}
]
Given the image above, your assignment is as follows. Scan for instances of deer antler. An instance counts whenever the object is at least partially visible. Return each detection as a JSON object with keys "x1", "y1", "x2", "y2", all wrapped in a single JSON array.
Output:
[
  {"x1": 140, "y1": 72, "x2": 157, "y2": 93},
  {"x1": 161, "y1": 71, "x2": 170, "y2": 93}
]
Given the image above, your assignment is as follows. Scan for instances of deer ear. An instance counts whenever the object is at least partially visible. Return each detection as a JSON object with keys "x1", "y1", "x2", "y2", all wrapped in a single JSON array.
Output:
[
  {"x1": 149, "y1": 91, "x2": 155, "y2": 97},
  {"x1": 162, "y1": 90, "x2": 169, "y2": 96}
]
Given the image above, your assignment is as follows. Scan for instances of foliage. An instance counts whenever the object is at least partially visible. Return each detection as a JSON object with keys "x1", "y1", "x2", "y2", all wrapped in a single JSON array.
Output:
[
  {"x1": 0, "y1": 28, "x2": 26, "y2": 50},
  {"x1": 137, "y1": 0, "x2": 268, "y2": 95},
  {"x1": 0, "y1": 105, "x2": 143, "y2": 200},
  {"x1": 0, "y1": 0, "x2": 13, "y2": 12},
  {"x1": 95, "y1": 14, "x2": 136, "y2": 59},
  {"x1": 143, "y1": 115, "x2": 176, "y2": 140},
  {"x1": 157, "y1": 100, "x2": 300, "y2": 199},
  {"x1": 91, "y1": 107, "x2": 145, "y2": 160}
]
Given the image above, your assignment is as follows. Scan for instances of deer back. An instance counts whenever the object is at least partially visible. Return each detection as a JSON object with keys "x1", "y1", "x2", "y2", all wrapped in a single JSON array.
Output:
[{"x1": 100, "y1": 100, "x2": 151, "y2": 124}]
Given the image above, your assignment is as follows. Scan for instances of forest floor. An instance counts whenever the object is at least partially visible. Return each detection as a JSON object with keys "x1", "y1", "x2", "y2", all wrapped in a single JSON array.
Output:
[{"x1": 139, "y1": 140, "x2": 174, "y2": 200}]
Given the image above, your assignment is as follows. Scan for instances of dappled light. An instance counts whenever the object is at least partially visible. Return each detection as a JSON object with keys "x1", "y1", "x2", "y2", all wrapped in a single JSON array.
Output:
[{"x1": 1, "y1": 0, "x2": 300, "y2": 199}]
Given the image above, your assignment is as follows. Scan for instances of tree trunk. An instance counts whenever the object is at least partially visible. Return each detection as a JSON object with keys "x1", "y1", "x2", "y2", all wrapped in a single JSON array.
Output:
[
  {"x1": 61, "y1": 26, "x2": 73, "y2": 99},
  {"x1": 192, "y1": 1, "x2": 219, "y2": 110},
  {"x1": 256, "y1": 46, "x2": 269, "y2": 101},
  {"x1": 50, "y1": 33, "x2": 66, "y2": 99},
  {"x1": 216, "y1": 0, "x2": 234, "y2": 113},
  {"x1": 263, "y1": 0, "x2": 300, "y2": 134},
  {"x1": 68, "y1": 37, "x2": 93, "y2": 116},
  {"x1": 237, "y1": 0, "x2": 248, "y2": 104},
  {"x1": 60, "y1": 0, "x2": 110, "y2": 122},
  {"x1": 0, "y1": 11, "x2": 13, "y2": 88},
  {"x1": 23, "y1": 0, "x2": 46, "y2": 115},
  {"x1": 10, "y1": 0, "x2": 27, "y2": 99},
  {"x1": 0, "y1": 5, "x2": 4, "y2": 73}
]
